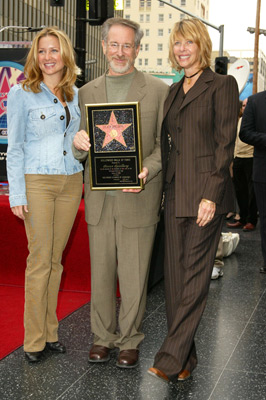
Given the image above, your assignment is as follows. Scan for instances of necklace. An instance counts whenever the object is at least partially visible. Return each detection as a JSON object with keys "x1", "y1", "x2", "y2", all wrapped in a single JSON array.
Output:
[{"x1": 184, "y1": 70, "x2": 202, "y2": 84}]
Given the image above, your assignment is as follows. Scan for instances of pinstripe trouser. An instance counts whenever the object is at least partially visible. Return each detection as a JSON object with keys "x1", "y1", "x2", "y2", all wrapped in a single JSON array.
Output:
[
  {"x1": 254, "y1": 182, "x2": 266, "y2": 266},
  {"x1": 153, "y1": 182, "x2": 224, "y2": 380}
]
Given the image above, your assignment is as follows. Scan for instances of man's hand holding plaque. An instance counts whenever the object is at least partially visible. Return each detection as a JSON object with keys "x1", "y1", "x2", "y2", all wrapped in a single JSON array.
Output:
[
  {"x1": 122, "y1": 167, "x2": 148, "y2": 193},
  {"x1": 73, "y1": 130, "x2": 91, "y2": 152}
]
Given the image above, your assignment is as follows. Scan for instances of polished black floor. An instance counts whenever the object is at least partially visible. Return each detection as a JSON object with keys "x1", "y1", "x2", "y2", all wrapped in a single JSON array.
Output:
[{"x1": 1, "y1": 222, "x2": 266, "y2": 400}]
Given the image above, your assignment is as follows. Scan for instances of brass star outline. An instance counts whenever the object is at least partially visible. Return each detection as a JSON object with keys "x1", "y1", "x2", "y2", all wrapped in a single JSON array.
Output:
[{"x1": 96, "y1": 111, "x2": 132, "y2": 148}]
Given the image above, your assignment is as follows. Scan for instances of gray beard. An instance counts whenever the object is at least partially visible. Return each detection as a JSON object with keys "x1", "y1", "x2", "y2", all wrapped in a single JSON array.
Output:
[{"x1": 109, "y1": 59, "x2": 132, "y2": 74}]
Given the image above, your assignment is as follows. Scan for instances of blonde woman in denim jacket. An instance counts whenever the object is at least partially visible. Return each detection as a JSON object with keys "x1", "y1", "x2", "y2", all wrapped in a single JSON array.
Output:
[{"x1": 7, "y1": 27, "x2": 83, "y2": 363}]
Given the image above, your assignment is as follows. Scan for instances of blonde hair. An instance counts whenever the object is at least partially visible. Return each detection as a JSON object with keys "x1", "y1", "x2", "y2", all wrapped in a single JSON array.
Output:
[
  {"x1": 169, "y1": 18, "x2": 212, "y2": 72},
  {"x1": 22, "y1": 26, "x2": 81, "y2": 102}
]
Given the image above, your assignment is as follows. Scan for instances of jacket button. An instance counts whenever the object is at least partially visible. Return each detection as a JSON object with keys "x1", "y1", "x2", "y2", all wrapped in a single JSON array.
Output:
[
  {"x1": 60, "y1": 115, "x2": 65, "y2": 120},
  {"x1": 40, "y1": 114, "x2": 45, "y2": 119},
  {"x1": 176, "y1": 150, "x2": 180, "y2": 155},
  {"x1": 54, "y1": 98, "x2": 58, "y2": 103},
  {"x1": 63, "y1": 150, "x2": 67, "y2": 156}
]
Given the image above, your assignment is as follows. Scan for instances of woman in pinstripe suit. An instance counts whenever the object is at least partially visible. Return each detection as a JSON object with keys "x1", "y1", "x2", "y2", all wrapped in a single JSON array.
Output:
[{"x1": 148, "y1": 19, "x2": 239, "y2": 383}]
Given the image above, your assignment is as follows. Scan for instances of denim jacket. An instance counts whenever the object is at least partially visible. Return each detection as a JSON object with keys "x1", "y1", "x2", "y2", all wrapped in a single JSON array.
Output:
[{"x1": 7, "y1": 82, "x2": 83, "y2": 208}]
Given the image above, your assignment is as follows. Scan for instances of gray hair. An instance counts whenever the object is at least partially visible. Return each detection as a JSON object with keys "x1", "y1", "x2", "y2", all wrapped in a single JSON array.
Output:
[{"x1": 101, "y1": 17, "x2": 144, "y2": 47}]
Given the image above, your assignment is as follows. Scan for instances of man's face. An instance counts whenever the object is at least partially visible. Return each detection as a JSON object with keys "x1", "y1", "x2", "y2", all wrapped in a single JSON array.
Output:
[{"x1": 102, "y1": 24, "x2": 140, "y2": 76}]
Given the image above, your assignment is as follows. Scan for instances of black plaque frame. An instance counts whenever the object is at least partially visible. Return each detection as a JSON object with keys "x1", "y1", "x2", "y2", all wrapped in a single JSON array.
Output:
[{"x1": 85, "y1": 102, "x2": 143, "y2": 190}]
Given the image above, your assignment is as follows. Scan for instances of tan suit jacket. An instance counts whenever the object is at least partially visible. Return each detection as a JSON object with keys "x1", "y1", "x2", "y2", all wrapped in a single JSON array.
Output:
[
  {"x1": 161, "y1": 67, "x2": 239, "y2": 216},
  {"x1": 73, "y1": 70, "x2": 169, "y2": 228}
]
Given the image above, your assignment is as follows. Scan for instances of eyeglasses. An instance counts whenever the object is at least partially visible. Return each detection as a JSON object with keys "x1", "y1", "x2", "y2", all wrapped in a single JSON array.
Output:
[{"x1": 108, "y1": 42, "x2": 135, "y2": 52}]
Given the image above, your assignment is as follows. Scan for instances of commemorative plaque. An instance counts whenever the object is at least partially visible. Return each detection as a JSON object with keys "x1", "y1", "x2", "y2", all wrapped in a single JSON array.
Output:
[{"x1": 85, "y1": 102, "x2": 143, "y2": 190}]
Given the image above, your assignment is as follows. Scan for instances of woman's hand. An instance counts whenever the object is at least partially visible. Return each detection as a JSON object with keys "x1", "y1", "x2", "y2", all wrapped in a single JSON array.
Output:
[
  {"x1": 11, "y1": 205, "x2": 28, "y2": 220},
  {"x1": 73, "y1": 130, "x2": 91, "y2": 151},
  {"x1": 196, "y1": 199, "x2": 216, "y2": 227},
  {"x1": 122, "y1": 167, "x2": 149, "y2": 193}
]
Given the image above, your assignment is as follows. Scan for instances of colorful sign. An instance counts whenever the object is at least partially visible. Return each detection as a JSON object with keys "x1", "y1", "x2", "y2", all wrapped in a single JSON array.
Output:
[
  {"x1": 0, "y1": 47, "x2": 28, "y2": 180},
  {"x1": 0, "y1": 62, "x2": 25, "y2": 144},
  {"x1": 86, "y1": 0, "x2": 124, "y2": 11},
  {"x1": 114, "y1": 0, "x2": 124, "y2": 10}
]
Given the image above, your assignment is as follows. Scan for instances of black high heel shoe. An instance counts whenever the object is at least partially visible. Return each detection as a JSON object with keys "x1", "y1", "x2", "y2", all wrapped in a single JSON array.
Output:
[
  {"x1": 25, "y1": 351, "x2": 43, "y2": 362},
  {"x1": 46, "y1": 341, "x2": 66, "y2": 353}
]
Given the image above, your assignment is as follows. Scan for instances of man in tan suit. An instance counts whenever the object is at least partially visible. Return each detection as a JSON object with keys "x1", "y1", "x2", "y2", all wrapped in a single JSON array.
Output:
[{"x1": 72, "y1": 17, "x2": 168, "y2": 368}]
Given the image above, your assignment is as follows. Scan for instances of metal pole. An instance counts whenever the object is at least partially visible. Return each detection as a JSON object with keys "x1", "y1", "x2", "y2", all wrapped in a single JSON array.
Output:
[
  {"x1": 253, "y1": 0, "x2": 261, "y2": 94},
  {"x1": 219, "y1": 25, "x2": 224, "y2": 57},
  {"x1": 74, "y1": 0, "x2": 87, "y2": 87},
  {"x1": 158, "y1": 0, "x2": 223, "y2": 55}
]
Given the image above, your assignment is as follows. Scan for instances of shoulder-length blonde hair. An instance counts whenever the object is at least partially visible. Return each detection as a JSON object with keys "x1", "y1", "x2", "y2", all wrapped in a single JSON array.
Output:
[
  {"x1": 22, "y1": 26, "x2": 81, "y2": 102},
  {"x1": 169, "y1": 18, "x2": 212, "y2": 72}
]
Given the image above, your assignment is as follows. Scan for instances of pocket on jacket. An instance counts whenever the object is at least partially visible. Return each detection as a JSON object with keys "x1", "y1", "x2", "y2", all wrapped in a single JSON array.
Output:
[{"x1": 28, "y1": 106, "x2": 57, "y2": 136}]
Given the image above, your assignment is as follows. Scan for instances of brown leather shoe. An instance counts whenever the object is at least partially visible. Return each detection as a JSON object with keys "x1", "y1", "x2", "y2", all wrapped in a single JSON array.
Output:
[
  {"x1": 88, "y1": 344, "x2": 111, "y2": 363},
  {"x1": 148, "y1": 367, "x2": 169, "y2": 383},
  {"x1": 177, "y1": 369, "x2": 191, "y2": 381},
  {"x1": 116, "y1": 349, "x2": 139, "y2": 368},
  {"x1": 226, "y1": 221, "x2": 243, "y2": 229},
  {"x1": 243, "y1": 223, "x2": 255, "y2": 232}
]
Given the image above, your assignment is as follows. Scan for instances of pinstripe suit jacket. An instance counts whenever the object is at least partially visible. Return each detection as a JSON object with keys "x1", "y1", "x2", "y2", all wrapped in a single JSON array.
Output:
[
  {"x1": 161, "y1": 67, "x2": 239, "y2": 217},
  {"x1": 73, "y1": 70, "x2": 169, "y2": 228},
  {"x1": 239, "y1": 90, "x2": 266, "y2": 183}
]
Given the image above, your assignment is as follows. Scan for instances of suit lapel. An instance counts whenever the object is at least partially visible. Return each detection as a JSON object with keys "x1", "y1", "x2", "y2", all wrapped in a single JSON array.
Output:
[
  {"x1": 163, "y1": 79, "x2": 183, "y2": 119},
  {"x1": 179, "y1": 68, "x2": 214, "y2": 111},
  {"x1": 163, "y1": 68, "x2": 214, "y2": 118},
  {"x1": 90, "y1": 70, "x2": 147, "y2": 104},
  {"x1": 92, "y1": 74, "x2": 108, "y2": 103},
  {"x1": 125, "y1": 70, "x2": 147, "y2": 103}
]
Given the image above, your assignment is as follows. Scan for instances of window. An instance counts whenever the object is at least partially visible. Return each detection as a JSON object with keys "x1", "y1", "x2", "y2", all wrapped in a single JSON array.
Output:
[
  {"x1": 139, "y1": 59, "x2": 142, "y2": 66},
  {"x1": 201, "y1": 5, "x2": 206, "y2": 18},
  {"x1": 146, "y1": 29, "x2": 150, "y2": 36},
  {"x1": 158, "y1": 14, "x2": 164, "y2": 22},
  {"x1": 169, "y1": 14, "x2": 172, "y2": 19},
  {"x1": 158, "y1": 43, "x2": 163, "y2": 51},
  {"x1": 146, "y1": 14, "x2": 150, "y2": 22},
  {"x1": 125, "y1": 14, "x2": 130, "y2": 19},
  {"x1": 145, "y1": 44, "x2": 149, "y2": 51},
  {"x1": 168, "y1": 28, "x2": 171, "y2": 34},
  {"x1": 180, "y1": 13, "x2": 185, "y2": 20},
  {"x1": 125, "y1": 0, "x2": 131, "y2": 7},
  {"x1": 147, "y1": 0, "x2": 151, "y2": 6},
  {"x1": 181, "y1": 0, "x2": 186, "y2": 5},
  {"x1": 145, "y1": 59, "x2": 148, "y2": 66},
  {"x1": 140, "y1": 14, "x2": 144, "y2": 22},
  {"x1": 159, "y1": 1, "x2": 164, "y2": 6},
  {"x1": 140, "y1": 44, "x2": 143, "y2": 51},
  {"x1": 158, "y1": 29, "x2": 163, "y2": 36},
  {"x1": 157, "y1": 59, "x2": 162, "y2": 66},
  {"x1": 140, "y1": 0, "x2": 145, "y2": 7}
]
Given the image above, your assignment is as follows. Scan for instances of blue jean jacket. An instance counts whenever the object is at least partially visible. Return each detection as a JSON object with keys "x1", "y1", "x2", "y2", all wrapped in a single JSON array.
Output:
[{"x1": 7, "y1": 82, "x2": 83, "y2": 207}]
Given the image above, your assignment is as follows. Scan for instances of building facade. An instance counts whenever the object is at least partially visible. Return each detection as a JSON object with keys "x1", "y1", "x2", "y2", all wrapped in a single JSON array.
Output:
[
  {"x1": 123, "y1": 0, "x2": 209, "y2": 74},
  {"x1": 0, "y1": 0, "x2": 122, "y2": 82}
]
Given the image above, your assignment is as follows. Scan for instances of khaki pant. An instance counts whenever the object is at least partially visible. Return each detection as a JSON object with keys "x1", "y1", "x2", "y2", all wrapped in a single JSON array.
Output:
[
  {"x1": 88, "y1": 195, "x2": 157, "y2": 350},
  {"x1": 23, "y1": 173, "x2": 82, "y2": 352}
]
